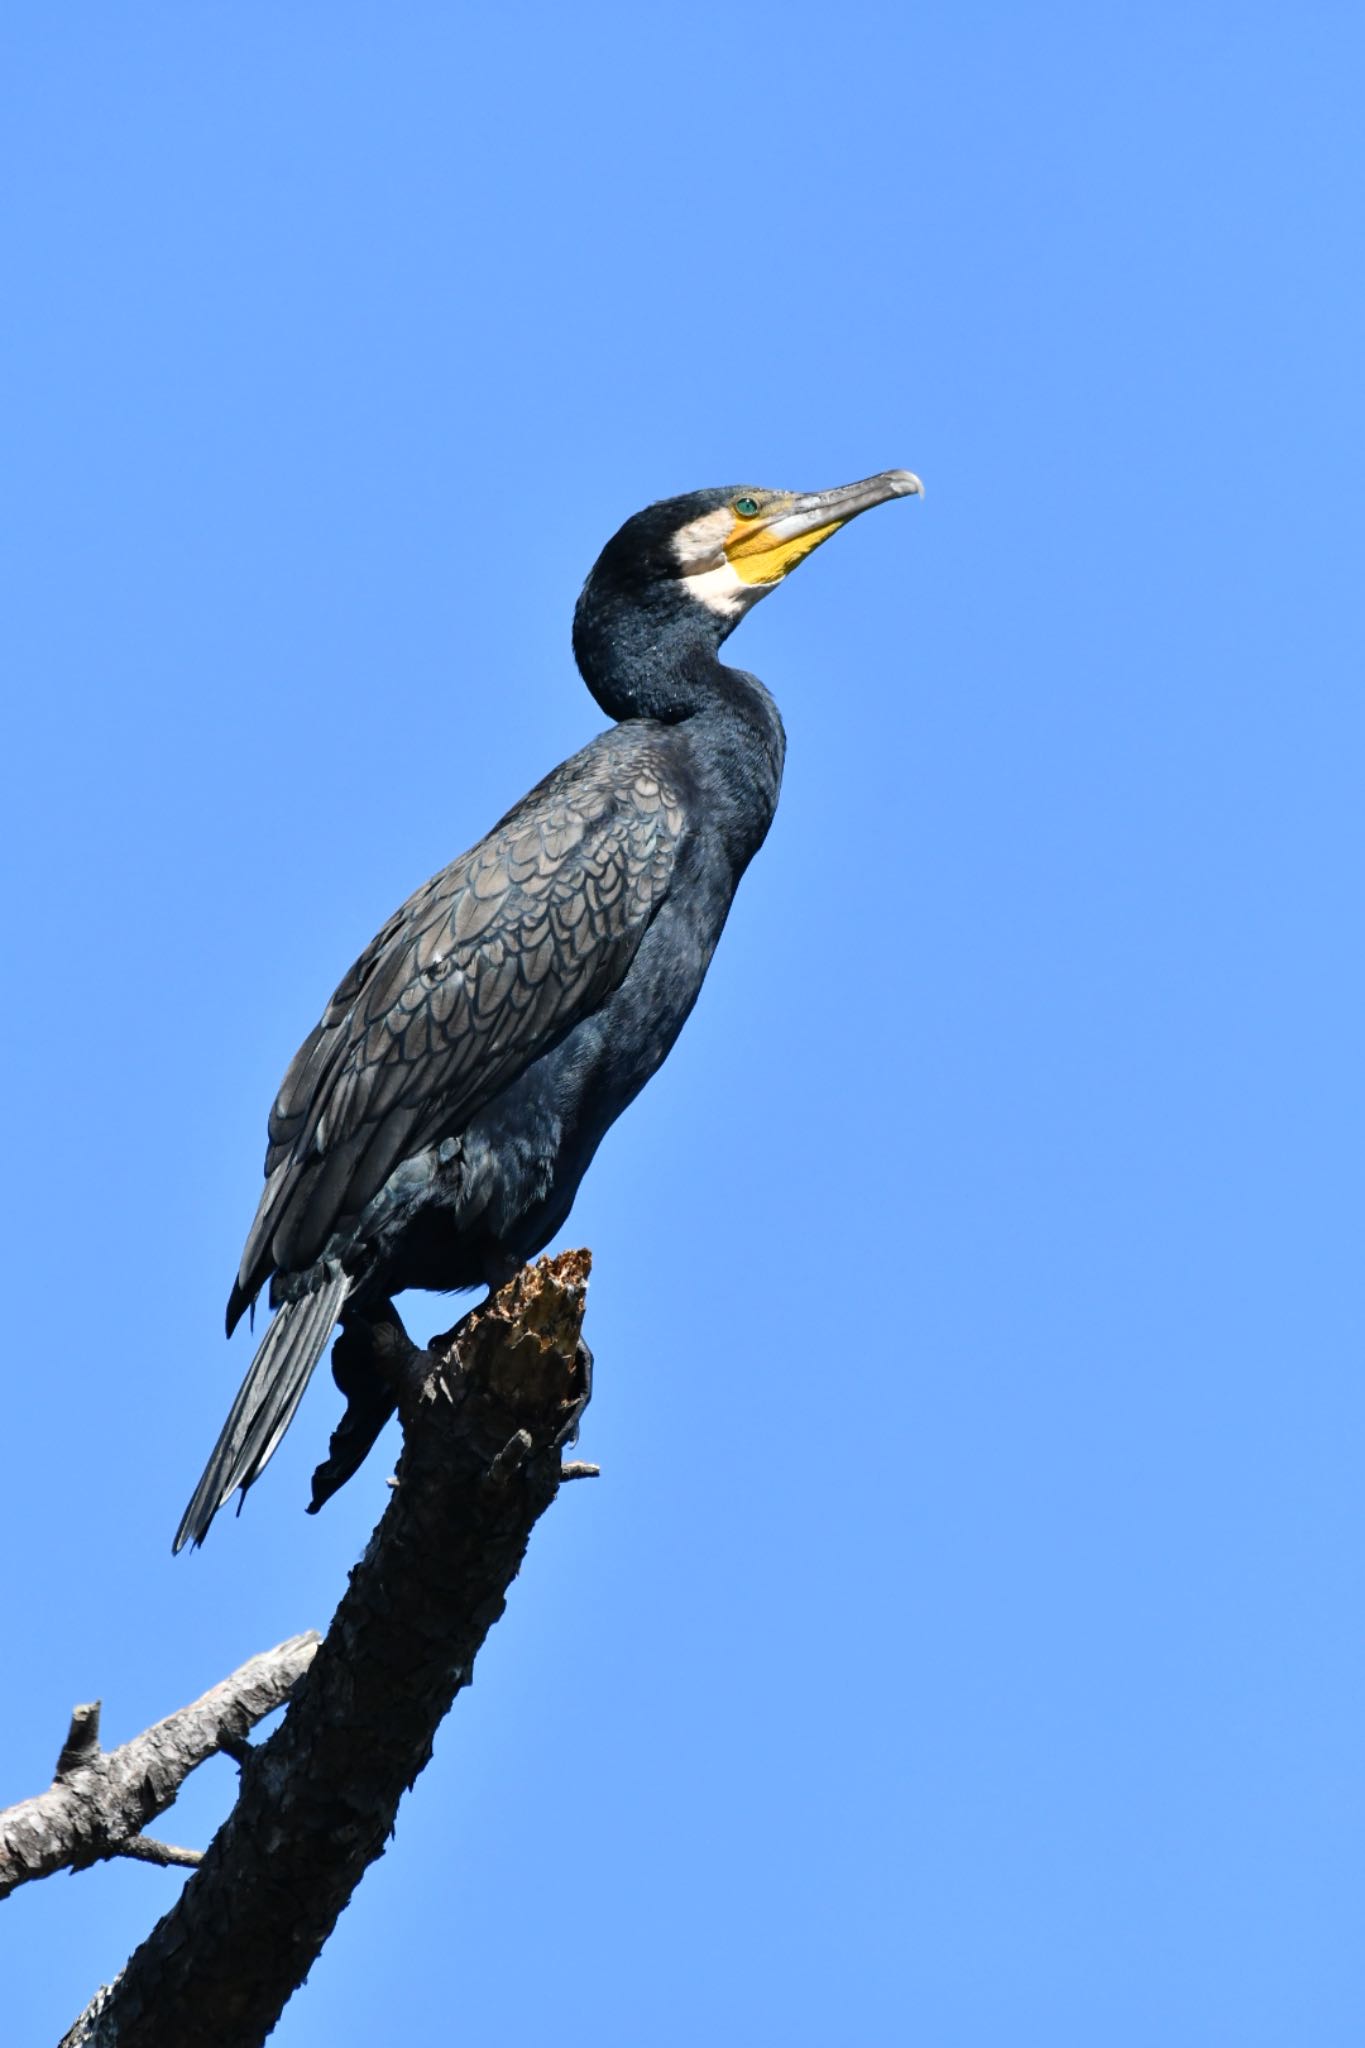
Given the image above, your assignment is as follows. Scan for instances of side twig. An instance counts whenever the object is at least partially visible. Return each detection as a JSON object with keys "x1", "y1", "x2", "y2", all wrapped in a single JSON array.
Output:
[{"x1": 0, "y1": 1637, "x2": 320, "y2": 1902}]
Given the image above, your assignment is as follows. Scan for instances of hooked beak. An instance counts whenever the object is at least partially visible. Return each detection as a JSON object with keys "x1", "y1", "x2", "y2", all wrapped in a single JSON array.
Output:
[{"x1": 724, "y1": 469, "x2": 923, "y2": 585}]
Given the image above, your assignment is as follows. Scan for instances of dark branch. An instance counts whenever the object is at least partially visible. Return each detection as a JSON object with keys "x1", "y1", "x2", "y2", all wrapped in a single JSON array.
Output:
[
  {"x1": 0, "y1": 1637, "x2": 319, "y2": 1901},
  {"x1": 62, "y1": 1248, "x2": 593, "y2": 2048}
]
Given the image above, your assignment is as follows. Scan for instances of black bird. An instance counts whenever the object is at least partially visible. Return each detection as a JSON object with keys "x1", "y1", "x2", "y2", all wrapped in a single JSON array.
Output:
[{"x1": 176, "y1": 471, "x2": 921, "y2": 1550}]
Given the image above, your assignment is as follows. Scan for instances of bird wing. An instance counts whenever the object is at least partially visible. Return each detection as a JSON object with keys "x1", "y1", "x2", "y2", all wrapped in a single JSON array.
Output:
[{"x1": 229, "y1": 731, "x2": 685, "y2": 1325}]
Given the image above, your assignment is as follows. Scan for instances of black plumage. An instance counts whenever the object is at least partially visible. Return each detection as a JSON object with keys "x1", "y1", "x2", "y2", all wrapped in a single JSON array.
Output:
[{"x1": 176, "y1": 470, "x2": 920, "y2": 1550}]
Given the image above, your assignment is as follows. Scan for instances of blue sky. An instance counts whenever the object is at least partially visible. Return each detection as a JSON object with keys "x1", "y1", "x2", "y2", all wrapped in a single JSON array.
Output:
[{"x1": 4, "y1": 6, "x2": 1363, "y2": 2043}]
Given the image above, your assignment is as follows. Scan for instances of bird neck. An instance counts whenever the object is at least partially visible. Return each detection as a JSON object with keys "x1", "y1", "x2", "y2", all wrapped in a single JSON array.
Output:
[
  {"x1": 573, "y1": 589, "x2": 786, "y2": 849},
  {"x1": 573, "y1": 583, "x2": 730, "y2": 723}
]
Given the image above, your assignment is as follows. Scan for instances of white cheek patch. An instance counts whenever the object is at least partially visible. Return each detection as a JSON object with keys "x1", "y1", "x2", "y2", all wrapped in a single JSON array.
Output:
[
  {"x1": 682, "y1": 557, "x2": 750, "y2": 619},
  {"x1": 671, "y1": 505, "x2": 734, "y2": 570},
  {"x1": 670, "y1": 505, "x2": 755, "y2": 621}
]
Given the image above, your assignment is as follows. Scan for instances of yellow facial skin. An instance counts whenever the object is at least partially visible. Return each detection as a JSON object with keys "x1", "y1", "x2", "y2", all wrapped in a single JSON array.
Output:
[
  {"x1": 724, "y1": 504, "x2": 845, "y2": 586},
  {"x1": 681, "y1": 474, "x2": 921, "y2": 609}
]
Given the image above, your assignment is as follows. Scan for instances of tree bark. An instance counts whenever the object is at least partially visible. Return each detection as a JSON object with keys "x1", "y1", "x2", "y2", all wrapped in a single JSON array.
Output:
[{"x1": 58, "y1": 1248, "x2": 593, "y2": 2048}]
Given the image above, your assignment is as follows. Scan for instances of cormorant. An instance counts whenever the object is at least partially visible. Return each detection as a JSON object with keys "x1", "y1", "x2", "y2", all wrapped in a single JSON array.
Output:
[{"x1": 175, "y1": 470, "x2": 921, "y2": 1551}]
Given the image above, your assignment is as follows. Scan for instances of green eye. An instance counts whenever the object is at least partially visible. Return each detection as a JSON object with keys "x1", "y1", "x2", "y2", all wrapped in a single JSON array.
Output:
[{"x1": 734, "y1": 496, "x2": 760, "y2": 518}]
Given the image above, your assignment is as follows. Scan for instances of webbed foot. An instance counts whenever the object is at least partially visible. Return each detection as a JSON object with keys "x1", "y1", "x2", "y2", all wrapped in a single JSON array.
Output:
[{"x1": 308, "y1": 1298, "x2": 427, "y2": 1513}]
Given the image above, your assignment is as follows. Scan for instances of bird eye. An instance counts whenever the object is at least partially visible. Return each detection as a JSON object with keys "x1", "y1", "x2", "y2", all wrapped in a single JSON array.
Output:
[{"x1": 733, "y1": 496, "x2": 760, "y2": 518}]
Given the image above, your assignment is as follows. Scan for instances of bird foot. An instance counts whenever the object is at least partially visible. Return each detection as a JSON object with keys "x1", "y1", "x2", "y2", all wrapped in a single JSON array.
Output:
[
  {"x1": 308, "y1": 1299, "x2": 430, "y2": 1514},
  {"x1": 552, "y1": 1335, "x2": 594, "y2": 1450}
]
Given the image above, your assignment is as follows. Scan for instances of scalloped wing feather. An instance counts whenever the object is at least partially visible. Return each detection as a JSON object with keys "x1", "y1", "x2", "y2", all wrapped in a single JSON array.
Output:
[{"x1": 230, "y1": 733, "x2": 685, "y2": 1323}]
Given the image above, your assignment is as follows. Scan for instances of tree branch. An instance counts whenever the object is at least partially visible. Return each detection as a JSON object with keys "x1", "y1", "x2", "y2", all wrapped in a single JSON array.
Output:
[
  {"x1": 61, "y1": 1247, "x2": 593, "y2": 2048},
  {"x1": 115, "y1": 1837, "x2": 204, "y2": 1872},
  {"x1": 0, "y1": 1637, "x2": 319, "y2": 1900}
]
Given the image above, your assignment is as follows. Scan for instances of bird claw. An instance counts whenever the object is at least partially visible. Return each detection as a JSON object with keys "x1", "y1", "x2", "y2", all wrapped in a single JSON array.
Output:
[
  {"x1": 553, "y1": 1335, "x2": 594, "y2": 1450},
  {"x1": 308, "y1": 1299, "x2": 426, "y2": 1514}
]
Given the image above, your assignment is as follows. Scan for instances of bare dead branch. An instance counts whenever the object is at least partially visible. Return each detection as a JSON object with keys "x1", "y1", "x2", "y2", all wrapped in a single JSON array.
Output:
[
  {"x1": 116, "y1": 1838, "x2": 204, "y2": 1872},
  {"x1": 55, "y1": 1704, "x2": 103, "y2": 1780},
  {"x1": 63, "y1": 1247, "x2": 593, "y2": 2048},
  {"x1": 0, "y1": 1636, "x2": 320, "y2": 1902}
]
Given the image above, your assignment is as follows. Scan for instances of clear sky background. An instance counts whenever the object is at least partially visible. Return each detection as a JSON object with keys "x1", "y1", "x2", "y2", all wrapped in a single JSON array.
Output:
[{"x1": 4, "y1": 6, "x2": 1362, "y2": 2044}]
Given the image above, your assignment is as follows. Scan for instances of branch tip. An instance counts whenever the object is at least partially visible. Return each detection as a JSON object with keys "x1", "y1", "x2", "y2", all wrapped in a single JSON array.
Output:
[
  {"x1": 486, "y1": 1428, "x2": 534, "y2": 1486},
  {"x1": 55, "y1": 1703, "x2": 102, "y2": 1780},
  {"x1": 119, "y1": 1836, "x2": 204, "y2": 1871}
]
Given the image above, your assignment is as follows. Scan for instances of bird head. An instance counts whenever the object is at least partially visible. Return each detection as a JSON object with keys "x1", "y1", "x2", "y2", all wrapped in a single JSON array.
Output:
[
  {"x1": 572, "y1": 470, "x2": 922, "y2": 722},
  {"x1": 579, "y1": 470, "x2": 924, "y2": 642}
]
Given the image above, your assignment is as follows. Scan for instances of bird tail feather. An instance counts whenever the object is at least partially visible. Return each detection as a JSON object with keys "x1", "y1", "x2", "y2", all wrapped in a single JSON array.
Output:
[{"x1": 174, "y1": 1264, "x2": 351, "y2": 1552}]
